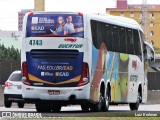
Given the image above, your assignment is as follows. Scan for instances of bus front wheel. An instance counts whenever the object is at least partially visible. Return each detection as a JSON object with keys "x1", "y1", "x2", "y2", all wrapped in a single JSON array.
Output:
[{"x1": 129, "y1": 92, "x2": 141, "y2": 111}]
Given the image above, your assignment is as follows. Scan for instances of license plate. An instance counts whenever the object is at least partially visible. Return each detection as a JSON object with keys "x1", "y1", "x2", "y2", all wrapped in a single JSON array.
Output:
[
  {"x1": 48, "y1": 90, "x2": 60, "y2": 95},
  {"x1": 17, "y1": 85, "x2": 22, "y2": 89}
]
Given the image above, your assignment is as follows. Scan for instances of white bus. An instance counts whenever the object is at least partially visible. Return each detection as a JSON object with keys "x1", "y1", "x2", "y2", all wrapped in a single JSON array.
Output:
[{"x1": 21, "y1": 12, "x2": 153, "y2": 112}]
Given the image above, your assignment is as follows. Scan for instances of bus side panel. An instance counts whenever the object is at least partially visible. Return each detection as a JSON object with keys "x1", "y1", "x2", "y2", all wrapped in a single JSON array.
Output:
[
  {"x1": 127, "y1": 55, "x2": 144, "y2": 103},
  {"x1": 106, "y1": 52, "x2": 129, "y2": 102},
  {"x1": 90, "y1": 43, "x2": 129, "y2": 103},
  {"x1": 90, "y1": 43, "x2": 107, "y2": 102},
  {"x1": 90, "y1": 44, "x2": 144, "y2": 103}
]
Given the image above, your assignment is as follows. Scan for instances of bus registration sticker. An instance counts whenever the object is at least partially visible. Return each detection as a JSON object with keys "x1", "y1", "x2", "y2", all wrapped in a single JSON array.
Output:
[{"x1": 48, "y1": 90, "x2": 60, "y2": 95}]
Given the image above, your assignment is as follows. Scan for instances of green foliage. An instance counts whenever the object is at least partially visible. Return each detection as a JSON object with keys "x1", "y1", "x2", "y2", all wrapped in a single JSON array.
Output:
[{"x1": 0, "y1": 44, "x2": 20, "y2": 60}]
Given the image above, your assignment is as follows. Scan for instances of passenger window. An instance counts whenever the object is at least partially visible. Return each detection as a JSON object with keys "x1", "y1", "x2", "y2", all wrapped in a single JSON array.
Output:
[
  {"x1": 133, "y1": 30, "x2": 142, "y2": 55},
  {"x1": 104, "y1": 24, "x2": 112, "y2": 51},
  {"x1": 90, "y1": 20, "x2": 97, "y2": 48},
  {"x1": 91, "y1": 20, "x2": 102, "y2": 49},
  {"x1": 126, "y1": 29, "x2": 134, "y2": 54},
  {"x1": 96, "y1": 22, "x2": 103, "y2": 48},
  {"x1": 119, "y1": 27, "x2": 126, "y2": 53},
  {"x1": 111, "y1": 26, "x2": 119, "y2": 52}
]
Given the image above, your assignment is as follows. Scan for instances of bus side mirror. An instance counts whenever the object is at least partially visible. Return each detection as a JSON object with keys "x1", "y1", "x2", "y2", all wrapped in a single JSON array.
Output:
[
  {"x1": 150, "y1": 51, "x2": 155, "y2": 62},
  {"x1": 143, "y1": 41, "x2": 155, "y2": 63}
]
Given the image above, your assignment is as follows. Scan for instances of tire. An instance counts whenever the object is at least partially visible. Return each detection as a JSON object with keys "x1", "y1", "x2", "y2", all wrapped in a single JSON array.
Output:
[
  {"x1": 18, "y1": 102, "x2": 24, "y2": 108},
  {"x1": 51, "y1": 105, "x2": 61, "y2": 112},
  {"x1": 101, "y1": 87, "x2": 110, "y2": 111},
  {"x1": 81, "y1": 104, "x2": 89, "y2": 111},
  {"x1": 129, "y1": 92, "x2": 141, "y2": 111},
  {"x1": 90, "y1": 93, "x2": 103, "y2": 112},
  {"x1": 35, "y1": 102, "x2": 51, "y2": 112},
  {"x1": 4, "y1": 100, "x2": 12, "y2": 108}
]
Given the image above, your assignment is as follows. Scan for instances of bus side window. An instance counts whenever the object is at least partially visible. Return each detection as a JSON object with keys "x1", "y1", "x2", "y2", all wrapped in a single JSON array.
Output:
[
  {"x1": 119, "y1": 27, "x2": 126, "y2": 53},
  {"x1": 104, "y1": 24, "x2": 112, "y2": 51},
  {"x1": 126, "y1": 29, "x2": 134, "y2": 54},
  {"x1": 91, "y1": 20, "x2": 102, "y2": 49},
  {"x1": 111, "y1": 26, "x2": 119, "y2": 52},
  {"x1": 96, "y1": 22, "x2": 103, "y2": 49},
  {"x1": 91, "y1": 20, "x2": 97, "y2": 48},
  {"x1": 133, "y1": 30, "x2": 142, "y2": 55}
]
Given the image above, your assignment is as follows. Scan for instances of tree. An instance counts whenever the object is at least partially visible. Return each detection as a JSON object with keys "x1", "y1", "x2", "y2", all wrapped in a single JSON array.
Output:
[{"x1": 0, "y1": 44, "x2": 21, "y2": 60}]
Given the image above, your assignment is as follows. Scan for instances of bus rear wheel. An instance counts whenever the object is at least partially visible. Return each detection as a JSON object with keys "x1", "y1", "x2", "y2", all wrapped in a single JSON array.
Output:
[
  {"x1": 35, "y1": 102, "x2": 51, "y2": 112},
  {"x1": 51, "y1": 105, "x2": 61, "y2": 112},
  {"x1": 90, "y1": 93, "x2": 103, "y2": 112},
  {"x1": 129, "y1": 92, "x2": 141, "y2": 111},
  {"x1": 81, "y1": 104, "x2": 89, "y2": 111},
  {"x1": 101, "y1": 87, "x2": 110, "y2": 111}
]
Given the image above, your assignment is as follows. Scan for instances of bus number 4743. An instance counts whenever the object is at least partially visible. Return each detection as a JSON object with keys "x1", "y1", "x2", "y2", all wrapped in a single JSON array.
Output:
[{"x1": 29, "y1": 40, "x2": 42, "y2": 46}]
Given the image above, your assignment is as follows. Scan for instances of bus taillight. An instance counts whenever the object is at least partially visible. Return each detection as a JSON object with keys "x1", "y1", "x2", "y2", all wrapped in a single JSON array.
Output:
[
  {"x1": 22, "y1": 62, "x2": 28, "y2": 77},
  {"x1": 78, "y1": 12, "x2": 83, "y2": 16},
  {"x1": 28, "y1": 12, "x2": 33, "y2": 16},
  {"x1": 22, "y1": 61, "x2": 30, "y2": 86},
  {"x1": 77, "y1": 62, "x2": 89, "y2": 86}
]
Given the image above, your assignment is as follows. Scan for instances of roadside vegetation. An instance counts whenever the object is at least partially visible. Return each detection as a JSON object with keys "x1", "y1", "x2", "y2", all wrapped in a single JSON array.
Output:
[{"x1": 0, "y1": 44, "x2": 20, "y2": 60}]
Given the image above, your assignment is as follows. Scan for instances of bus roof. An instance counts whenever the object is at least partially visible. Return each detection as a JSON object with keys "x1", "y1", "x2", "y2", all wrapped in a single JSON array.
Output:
[
  {"x1": 87, "y1": 13, "x2": 143, "y2": 32},
  {"x1": 23, "y1": 12, "x2": 143, "y2": 34}
]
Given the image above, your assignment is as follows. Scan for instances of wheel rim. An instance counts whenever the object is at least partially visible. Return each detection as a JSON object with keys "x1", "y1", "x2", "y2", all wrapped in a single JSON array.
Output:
[
  {"x1": 137, "y1": 93, "x2": 140, "y2": 106},
  {"x1": 105, "y1": 95, "x2": 109, "y2": 108}
]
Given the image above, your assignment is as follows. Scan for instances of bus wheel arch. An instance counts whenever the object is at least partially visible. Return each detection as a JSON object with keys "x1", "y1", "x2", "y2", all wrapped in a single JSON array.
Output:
[{"x1": 129, "y1": 84, "x2": 142, "y2": 111}]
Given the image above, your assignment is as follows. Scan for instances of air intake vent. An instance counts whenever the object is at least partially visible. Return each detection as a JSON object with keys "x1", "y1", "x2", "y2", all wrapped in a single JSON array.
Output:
[{"x1": 31, "y1": 49, "x2": 79, "y2": 59}]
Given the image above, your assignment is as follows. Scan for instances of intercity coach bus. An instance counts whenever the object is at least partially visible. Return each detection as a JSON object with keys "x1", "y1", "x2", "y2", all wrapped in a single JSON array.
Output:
[{"x1": 21, "y1": 12, "x2": 153, "y2": 112}]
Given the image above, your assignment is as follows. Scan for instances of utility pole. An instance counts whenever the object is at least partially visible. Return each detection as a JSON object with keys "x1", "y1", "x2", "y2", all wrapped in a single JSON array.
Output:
[
  {"x1": 34, "y1": 0, "x2": 45, "y2": 11},
  {"x1": 142, "y1": 0, "x2": 148, "y2": 41}
]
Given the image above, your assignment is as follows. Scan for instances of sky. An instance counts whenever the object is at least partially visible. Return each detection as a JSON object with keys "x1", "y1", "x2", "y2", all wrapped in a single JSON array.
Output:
[{"x1": 1, "y1": 0, "x2": 160, "y2": 31}]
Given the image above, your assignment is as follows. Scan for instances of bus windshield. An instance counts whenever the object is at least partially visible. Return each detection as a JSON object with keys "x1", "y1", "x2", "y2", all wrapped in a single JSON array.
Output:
[{"x1": 26, "y1": 13, "x2": 84, "y2": 38}]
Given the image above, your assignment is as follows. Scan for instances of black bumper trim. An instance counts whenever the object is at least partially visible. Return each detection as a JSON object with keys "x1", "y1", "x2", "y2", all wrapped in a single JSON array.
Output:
[{"x1": 4, "y1": 94, "x2": 23, "y2": 101}]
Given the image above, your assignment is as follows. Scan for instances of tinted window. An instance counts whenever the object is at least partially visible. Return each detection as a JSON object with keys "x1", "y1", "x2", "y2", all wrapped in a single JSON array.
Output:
[
  {"x1": 133, "y1": 30, "x2": 142, "y2": 55},
  {"x1": 104, "y1": 24, "x2": 112, "y2": 51},
  {"x1": 91, "y1": 20, "x2": 102, "y2": 49},
  {"x1": 111, "y1": 26, "x2": 119, "y2": 52},
  {"x1": 119, "y1": 27, "x2": 126, "y2": 53},
  {"x1": 126, "y1": 29, "x2": 134, "y2": 54},
  {"x1": 91, "y1": 20, "x2": 109, "y2": 49},
  {"x1": 9, "y1": 73, "x2": 22, "y2": 81},
  {"x1": 90, "y1": 20, "x2": 142, "y2": 55}
]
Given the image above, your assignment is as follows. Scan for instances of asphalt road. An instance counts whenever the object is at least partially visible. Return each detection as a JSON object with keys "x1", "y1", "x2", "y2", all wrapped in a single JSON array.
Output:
[{"x1": 0, "y1": 104, "x2": 160, "y2": 118}]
